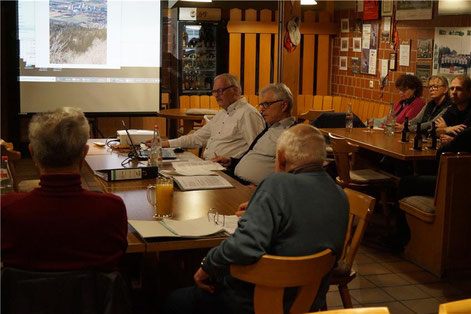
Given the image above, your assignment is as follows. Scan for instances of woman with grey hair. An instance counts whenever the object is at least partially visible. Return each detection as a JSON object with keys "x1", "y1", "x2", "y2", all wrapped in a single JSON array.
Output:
[
  {"x1": 1, "y1": 107, "x2": 128, "y2": 272},
  {"x1": 396, "y1": 75, "x2": 452, "y2": 133}
]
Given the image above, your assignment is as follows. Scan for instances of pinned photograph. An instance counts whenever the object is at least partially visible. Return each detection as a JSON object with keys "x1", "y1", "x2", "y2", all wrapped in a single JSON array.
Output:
[
  {"x1": 341, "y1": 37, "x2": 349, "y2": 52},
  {"x1": 389, "y1": 53, "x2": 397, "y2": 71},
  {"x1": 351, "y1": 57, "x2": 361, "y2": 74},
  {"x1": 353, "y1": 38, "x2": 362, "y2": 52},
  {"x1": 341, "y1": 18, "x2": 349, "y2": 33},
  {"x1": 339, "y1": 56, "x2": 348, "y2": 71},
  {"x1": 417, "y1": 38, "x2": 433, "y2": 59}
]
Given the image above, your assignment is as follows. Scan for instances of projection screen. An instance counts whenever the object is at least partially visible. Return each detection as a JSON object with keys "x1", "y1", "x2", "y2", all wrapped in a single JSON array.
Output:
[{"x1": 18, "y1": 0, "x2": 161, "y2": 114}]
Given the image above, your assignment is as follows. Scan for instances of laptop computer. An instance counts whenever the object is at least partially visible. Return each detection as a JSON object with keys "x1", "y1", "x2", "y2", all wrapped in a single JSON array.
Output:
[{"x1": 121, "y1": 120, "x2": 176, "y2": 161}]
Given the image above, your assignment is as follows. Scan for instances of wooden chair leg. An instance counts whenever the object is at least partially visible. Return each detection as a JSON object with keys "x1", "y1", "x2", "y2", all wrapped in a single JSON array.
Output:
[{"x1": 338, "y1": 284, "x2": 353, "y2": 308}]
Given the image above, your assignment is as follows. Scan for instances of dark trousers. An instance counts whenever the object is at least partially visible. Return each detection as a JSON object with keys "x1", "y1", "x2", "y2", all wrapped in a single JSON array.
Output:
[{"x1": 163, "y1": 286, "x2": 232, "y2": 314}]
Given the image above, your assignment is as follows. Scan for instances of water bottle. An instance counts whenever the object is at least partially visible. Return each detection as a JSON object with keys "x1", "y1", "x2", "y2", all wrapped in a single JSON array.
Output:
[
  {"x1": 1, "y1": 156, "x2": 14, "y2": 195},
  {"x1": 345, "y1": 103, "x2": 353, "y2": 131},
  {"x1": 384, "y1": 103, "x2": 396, "y2": 136},
  {"x1": 148, "y1": 125, "x2": 163, "y2": 168}
]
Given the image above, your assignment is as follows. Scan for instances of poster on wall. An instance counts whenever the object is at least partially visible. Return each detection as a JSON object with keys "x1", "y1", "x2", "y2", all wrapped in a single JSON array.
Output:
[
  {"x1": 361, "y1": 23, "x2": 378, "y2": 75},
  {"x1": 417, "y1": 39, "x2": 433, "y2": 59},
  {"x1": 396, "y1": 0, "x2": 433, "y2": 21},
  {"x1": 363, "y1": 0, "x2": 380, "y2": 21},
  {"x1": 416, "y1": 63, "x2": 432, "y2": 84},
  {"x1": 381, "y1": 0, "x2": 394, "y2": 16},
  {"x1": 400, "y1": 40, "x2": 411, "y2": 67},
  {"x1": 433, "y1": 27, "x2": 471, "y2": 79},
  {"x1": 381, "y1": 17, "x2": 391, "y2": 43},
  {"x1": 352, "y1": 57, "x2": 361, "y2": 74}
]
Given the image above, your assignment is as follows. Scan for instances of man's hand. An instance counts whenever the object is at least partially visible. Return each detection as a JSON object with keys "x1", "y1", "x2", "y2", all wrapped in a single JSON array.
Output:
[
  {"x1": 445, "y1": 124, "x2": 466, "y2": 136},
  {"x1": 440, "y1": 134, "x2": 454, "y2": 145},
  {"x1": 236, "y1": 201, "x2": 249, "y2": 217},
  {"x1": 211, "y1": 155, "x2": 231, "y2": 168},
  {"x1": 435, "y1": 117, "x2": 447, "y2": 129},
  {"x1": 162, "y1": 140, "x2": 170, "y2": 148},
  {"x1": 194, "y1": 267, "x2": 215, "y2": 293},
  {"x1": 395, "y1": 123, "x2": 404, "y2": 131}
]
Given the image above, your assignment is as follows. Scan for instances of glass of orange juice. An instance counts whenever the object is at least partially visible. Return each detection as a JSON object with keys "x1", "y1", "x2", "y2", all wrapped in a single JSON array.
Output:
[{"x1": 147, "y1": 177, "x2": 174, "y2": 219}]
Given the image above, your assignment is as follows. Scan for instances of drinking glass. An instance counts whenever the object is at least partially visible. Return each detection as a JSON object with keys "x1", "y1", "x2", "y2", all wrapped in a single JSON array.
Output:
[{"x1": 147, "y1": 177, "x2": 174, "y2": 219}]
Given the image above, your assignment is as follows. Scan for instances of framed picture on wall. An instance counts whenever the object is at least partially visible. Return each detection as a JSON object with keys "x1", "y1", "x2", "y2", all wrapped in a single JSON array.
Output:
[
  {"x1": 341, "y1": 19, "x2": 349, "y2": 33},
  {"x1": 417, "y1": 39, "x2": 433, "y2": 59},
  {"x1": 363, "y1": 0, "x2": 380, "y2": 20},
  {"x1": 396, "y1": 0, "x2": 433, "y2": 20},
  {"x1": 352, "y1": 57, "x2": 361, "y2": 74},
  {"x1": 340, "y1": 56, "x2": 348, "y2": 71},
  {"x1": 389, "y1": 53, "x2": 397, "y2": 71},
  {"x1": 416, "y1": 63, "x2": 432, "y2": 84},
  {"x1": 381, "y1": 0, "x2": 393, "y2": 16},
  {"x1": 341, "y1": 38, "x2": 349, "y2": 52},
  {"x1": 353, "y1": 38, "x2": 362, "y2": 52}
]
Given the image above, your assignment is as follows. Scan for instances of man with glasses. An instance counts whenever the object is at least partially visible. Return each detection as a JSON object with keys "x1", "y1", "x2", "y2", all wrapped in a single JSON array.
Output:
[
  {"x1": 162, "y1": 73, "x2": 265, "y2": 160},
  {"x1": 396, "y1": 75, "x2": 452, "y2": 133},
  {"x1": 435, "y1": 74, "x2": 471, "y2": 141},
  {"x1": 212, "y1": 83, "x2": 296, "y2": 185}
]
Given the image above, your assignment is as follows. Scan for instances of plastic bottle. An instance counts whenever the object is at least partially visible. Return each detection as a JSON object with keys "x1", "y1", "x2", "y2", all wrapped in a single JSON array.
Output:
[
  {"x1": 1, "y1": 156, "x2": 14, "y2": 195},
  {"x1": 148, "y1": 125, "x2": 163, "y2": 168},
  {"x1": 401, "y1": 117, "x2": 410, "y2": 142},
  {"x1": 384, "y1": 103, "x2": 396, "y2": 136},
  {"x1": 413, "y1": 122, "x2": 423, "y2": 151},
  {"x1": 345, "y1": 103, "x2": 353, "y2": 131}
]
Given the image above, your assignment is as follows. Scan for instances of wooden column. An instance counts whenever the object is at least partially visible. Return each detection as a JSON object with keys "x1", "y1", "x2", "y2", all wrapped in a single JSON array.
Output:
[{"x1": 279, "y1": 0, "x2": 301, "y2": 115}]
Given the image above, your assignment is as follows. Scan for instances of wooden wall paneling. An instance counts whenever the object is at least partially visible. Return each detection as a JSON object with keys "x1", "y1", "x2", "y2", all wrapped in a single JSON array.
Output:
[
  {"x1": 243, "y1": 9, "x2": 257, "y2": 96},
  {"x1": 378, "y1": 104, "x2": 388, "y2": 118},
  {"x1": 97, "y1": 117, "x2": 129, "y2": 138},
  {"x1": 179, "y1": 96, "x2": 190, "y2": 110},
  {"x1": 228, "y1": 9, "x2": 242, "y2": 78},
  {"x1": 130, "y1": 117, "x2": 167, "y2": 137},
  {"x1": 161, "y1": 93, "x2": 170, "y2": 109},
  {"x1": 274, "y1": 10, "x2": 279, "y2": 82},
  {"x1": 333, "y1": 96, "x2": 342, "y2": 112},
  {"x1": 313, "y1": 95, "x2": 323, "y2": 110},
  {"x1": 297, "y1": 95, "x2": 306, "y2": 115},
  {"x1": 248, "y1": 95, "x2": 260, "y2": 107},
  {"x1": 210, "y1": 96, "x2": 219, "y2": 109},
  {"x1": 352, "y1": 98, "x2": 361, "y2": 118},
  {"x1": 368, "y1": 101, "x2": 378, "y2": 118},
  {"x1": 200, "y1": 95, "x2": 210, "y2": 109},
  {"x1": 190, "y1": 95, "x2": 200, "y2": 109},
  {"x1": 259, "y1": 9, "x2": 273, "y2": 91},
  {"x1": 340, "y1": 96, "x2": 350, "y2": 113},
  {"x1": 302, "y1": 10, "x2": 316, "y2": 95},
  {"x1": 316, "y1": 11, "x2": 332, "y2": 96},
  {"x1": 323, "y1": 96, "x2": 333, "y2": 110}
]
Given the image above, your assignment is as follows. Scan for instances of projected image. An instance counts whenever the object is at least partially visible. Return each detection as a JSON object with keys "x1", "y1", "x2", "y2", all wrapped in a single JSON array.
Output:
[{"x1": 49, "y1": 0, "x2": 107, "y2": 64}]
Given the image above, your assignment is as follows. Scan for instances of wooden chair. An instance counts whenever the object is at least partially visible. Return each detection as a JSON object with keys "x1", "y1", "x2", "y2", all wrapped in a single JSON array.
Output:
[
  {"x1": 0, "y1": 139, "x2": 39, "y2": 193},
  {"x1": 311, "y1": 307, "x2": 390, "y2": 313},
  {"x1": 329, "y1": 133, "x2": 396, "y2": 225},
  {"x1": 439, "y1": 298, "x2": 471, "y2": 314},
  {"x1": 399, "y1": 153, "x2": 471, "y2": 277},
  {"x1": 328, "y1": 188, "x2": 375, "y2": 309},
  {"x1": 230, "y1": 249, "x2": 335, "y2": 314}
]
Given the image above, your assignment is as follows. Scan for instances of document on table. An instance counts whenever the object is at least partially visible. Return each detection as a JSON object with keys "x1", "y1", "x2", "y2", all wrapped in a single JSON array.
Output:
[
  {"x1": 160, "y1": 169, "x2": 216, "y2": 176},
  {"x1": 173, "y1": 175, "x2": 233, "y2": 191},
  {"x1": 172, "y1": 160, "x2": 225, "y2": 172},
  {"x1": 129, "y1": 217, "x2": 227, "y2": 239}
]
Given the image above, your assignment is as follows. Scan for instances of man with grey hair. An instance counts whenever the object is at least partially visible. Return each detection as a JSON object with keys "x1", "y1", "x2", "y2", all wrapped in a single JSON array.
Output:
[
  {"x1": 162, "y1": 73, "x2": 265, "y2": 160},
  {"x1": 212, "y1": 82, "x2": 296, "y2": 185},
  {"x1": 1, "y1": 107, "x2": 128, "y2": 271},
  {"x1": 165, "y1": 124, "x2": 349, "y2": 314}
]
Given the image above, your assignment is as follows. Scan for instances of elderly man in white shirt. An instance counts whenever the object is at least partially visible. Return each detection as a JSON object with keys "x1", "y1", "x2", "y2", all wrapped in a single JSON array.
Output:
[
  {"x1": 162, "y1": 74, "x2": 265, "y2": 160},
  {"x1": 212, "y1": 83, "x2": 296, "y2": 185}
]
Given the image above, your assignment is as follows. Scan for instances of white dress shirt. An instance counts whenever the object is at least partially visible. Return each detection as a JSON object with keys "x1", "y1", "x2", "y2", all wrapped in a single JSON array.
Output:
[
  {"x1": 235, "y1": 117, "x2": 296, "y2": 185},
  {"x1": 168, "y1": 97, "x2": 265, "y2": 159}
]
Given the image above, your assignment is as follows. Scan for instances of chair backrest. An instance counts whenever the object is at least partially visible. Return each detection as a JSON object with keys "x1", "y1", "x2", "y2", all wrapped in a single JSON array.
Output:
[
  {"x1": 298, "y1": 109, "x2": 335, "y2": 123},
  {"x1": 439, "y1": 298, "x2": 471, "y2": 314},
  {"x1": 0, "y1": 139, "x2": 22, "y2": 192},
  {"x1": 329, "y1": 133, "x2": 360, "y2": 185},
  {"x1": 1, "y1": 267, "x2": 132, "y2": 314},
  {"x1": 230, "y1": 249, "x2": 335, "y2": 314},
  {"x1": 339, "y1": 189, "x2": 376, "y2": 270}
]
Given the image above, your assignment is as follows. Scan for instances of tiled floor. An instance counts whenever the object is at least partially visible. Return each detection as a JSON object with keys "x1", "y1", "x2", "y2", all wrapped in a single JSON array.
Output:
[{"x1": 326, "y1": 245, "x2": 471, "y2": 314}]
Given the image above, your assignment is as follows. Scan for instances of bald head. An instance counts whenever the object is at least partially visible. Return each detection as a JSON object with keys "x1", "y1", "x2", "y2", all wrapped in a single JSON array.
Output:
[{"x1": 276, "y1": 124, "x2": 326, "y2": 172}]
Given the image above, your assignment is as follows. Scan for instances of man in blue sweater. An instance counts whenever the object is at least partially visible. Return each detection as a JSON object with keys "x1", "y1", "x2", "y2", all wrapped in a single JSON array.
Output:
[{"x1": 165, "y1": 124, "x2": 349, "y2": 314}]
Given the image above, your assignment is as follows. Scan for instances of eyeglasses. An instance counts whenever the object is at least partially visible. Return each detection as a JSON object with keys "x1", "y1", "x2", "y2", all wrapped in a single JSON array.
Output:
[
  {"x1": 398, "y1": 87, "x2": 410, "y2": 93},
  {"x1": 259, "y1": 99, "x2": 284, "y2": 109},
  {"x1": 211, "y1": 85, "x2": 235, "y2": 95},
  {"x1": 428, "y1": 85, "x2": 445, "y2": 90}
]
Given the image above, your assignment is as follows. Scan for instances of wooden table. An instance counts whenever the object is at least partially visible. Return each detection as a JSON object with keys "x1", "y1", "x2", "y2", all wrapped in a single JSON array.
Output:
[
  {"x1": 84, "y1": 143, "x2": 253, "y2": 253},
  {"x1": 158, "y1": 109, "x2": 205, "y2": 137},
  {"x1": 320, "y1": 128, "x2": 438, "y2": 161}
]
